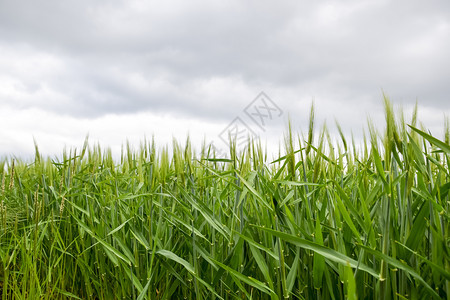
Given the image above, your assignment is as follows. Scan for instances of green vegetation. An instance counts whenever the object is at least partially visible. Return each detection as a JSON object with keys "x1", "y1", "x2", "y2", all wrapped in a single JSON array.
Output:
[{"x1": 0, "y1": 99, "x2": 449, "y2": 299}]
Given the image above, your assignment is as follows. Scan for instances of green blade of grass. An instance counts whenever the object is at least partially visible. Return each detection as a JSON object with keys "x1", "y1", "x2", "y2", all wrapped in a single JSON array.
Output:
[{"x1": 253, "y1": 225, "x2": 378, "y2": 278}]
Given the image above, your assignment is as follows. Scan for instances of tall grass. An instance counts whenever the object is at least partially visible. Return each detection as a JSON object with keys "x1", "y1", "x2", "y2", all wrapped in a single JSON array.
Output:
[{"x1": 0, "y1": 99, "x2": 449, "y2": 299}]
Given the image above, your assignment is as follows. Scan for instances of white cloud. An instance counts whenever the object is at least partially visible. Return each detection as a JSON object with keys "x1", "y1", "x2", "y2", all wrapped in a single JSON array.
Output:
[{"x1": 0, "y1": 0, "x2": 448, "y2": 158}]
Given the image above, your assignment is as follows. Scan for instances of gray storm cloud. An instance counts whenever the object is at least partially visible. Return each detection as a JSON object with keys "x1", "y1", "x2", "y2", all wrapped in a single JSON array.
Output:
[{"x1": 0, "y1": 0, "x2": 449, "y2": 157}]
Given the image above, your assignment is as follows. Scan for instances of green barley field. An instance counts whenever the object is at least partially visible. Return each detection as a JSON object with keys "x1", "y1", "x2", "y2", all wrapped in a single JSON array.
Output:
[{"x1": 0, "y1": 99, "x2": 449, "y2": 299}]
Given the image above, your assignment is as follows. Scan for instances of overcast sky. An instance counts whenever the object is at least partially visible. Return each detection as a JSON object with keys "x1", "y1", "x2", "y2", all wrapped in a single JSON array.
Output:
[{"x1": 1, "y1": 0, "x2": 449, "y2": 159}]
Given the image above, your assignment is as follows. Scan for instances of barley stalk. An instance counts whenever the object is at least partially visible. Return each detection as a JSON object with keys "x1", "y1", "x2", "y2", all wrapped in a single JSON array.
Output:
[{"x1": 0, "y1": 99, "x2": 447, "y2": 299}]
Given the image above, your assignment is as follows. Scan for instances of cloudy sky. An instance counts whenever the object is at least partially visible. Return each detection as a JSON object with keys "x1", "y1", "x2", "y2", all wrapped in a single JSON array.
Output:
[{"x1": 1, "y1": 0, "x2": 449, "y2": 159}]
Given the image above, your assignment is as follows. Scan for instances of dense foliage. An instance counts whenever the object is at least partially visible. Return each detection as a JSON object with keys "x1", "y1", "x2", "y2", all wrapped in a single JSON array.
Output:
[{"x1": 1, "y1": 100, "x2": 449, "y2": 299}]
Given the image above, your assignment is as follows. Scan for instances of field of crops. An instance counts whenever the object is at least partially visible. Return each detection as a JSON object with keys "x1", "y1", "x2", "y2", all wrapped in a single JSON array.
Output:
[{"x1": 0, "y1": 100, "x2": 449, "y2": 299}]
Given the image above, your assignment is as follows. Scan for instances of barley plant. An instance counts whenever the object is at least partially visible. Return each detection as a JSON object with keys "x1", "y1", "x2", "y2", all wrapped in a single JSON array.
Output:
[{"x1": 0, "y1": 99, "x2": 449, "y2": 299}]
